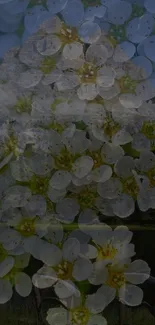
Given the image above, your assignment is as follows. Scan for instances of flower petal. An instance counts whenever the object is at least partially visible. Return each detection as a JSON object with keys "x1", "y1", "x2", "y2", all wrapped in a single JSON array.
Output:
[
  {"x1": 63, "y1": 238, "x2": 80, "y2": 262},
  {"x1": 63, "y1": 42, "x2": 83, "y2": 60},
  {"x1": 46, "y1": 307, "x2": 68, "y2": 325},
  {"x1": 88, "y1": 165, "x2": 112, "y2": 183},
  {"x1": 97, "y1": 67, "x2": 115, "y2": 87},
  {"x1": 77, "y1": 83, "x2": 99, "y2": 100},
  {"x1": 40, "y1": 242, "x2": 62, "y2": 266},
  {"x1": 97, "y1": 178, "x2": 122, "y2": 199},
  {"x1": 101, "y1": 143, "x2": 124, "y2": 164},
  {"x1": 97, "y1": 284, "x2": 116, "y2": 307},
  {"x1": 86, "y1": 292, "x2": 107, "y2": 314},
  {"x1": 73, "y1": 257, "x2": 93, "y2": 281},
  {"x1": 72, "y1": 156, "x2": 94, "y2": 179},
  {"x1": 36, "y1": 35, "x2": 61, "y2": 56},
  {"x1": 112, "y1": 194, "x2": 135, "y2": 218},
  {"x1": 0, "y1": 279, "x2": 13, "y2": 304},
  {"x1": 32, "y1": 266, "x2": 57, "y2": 289},
  {"x1": 61, "y1": 0, "x2": 84, "y2": 27},
  {"x1": 15, "y1": 272, "x2": 32, "y2": 297},
  {"x1": 78, "y1": 21, "x2": 101, "y2": 44},
  {"x1": 125, "y1": 260, "x2": 150, "y2": 284},
  {"x1": 50, "y1": 171, "x2": 72, "y2": 190},
  {"x1": 106, "y1": 1, "x2": 132, "y2": 25},
  {"x1": 113, "y1": 42, "x2": 135, "y2": 63},
  {"x1": 56, "y1": 198, "x2": 80, "y2": 224},
  {"x1": 119, "y1": 284, "x2": 143, "y2": 306},
  {"x1": 80, "y1": 244, "x2": 98, "y2": 259},
  {"x1": 54, "y1": 279, "x2": 79, "y2": 299},
  {"x1": 144, "y1": 0, "x2": 155, "y2": 13},
  {"x1": 87, "y1": 315, "x2": 107, "y2": 325},
  {"x1": 2, "y1": 186, "x2": 31, "y2": 210},
  {"x1": 0, "y1": 257, "x2": 14, "y2": 277},
  {"x1": 86, "y1": 43, "x2": 108, "y2": 65},
  {"x1": 0, "y1": 228, "x2": 21, "y2": 250},
  {"x1": 17, "y1": 69, "x2": 42, "y2": 89},
  {"x1": 88, "y1": 260, "x2": 108, "y2": 285}
]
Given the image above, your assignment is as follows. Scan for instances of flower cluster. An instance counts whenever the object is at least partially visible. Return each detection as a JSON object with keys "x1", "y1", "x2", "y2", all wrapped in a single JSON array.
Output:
[{"x1": 0, "y1": 0, "x2": 154, "y2": 324}]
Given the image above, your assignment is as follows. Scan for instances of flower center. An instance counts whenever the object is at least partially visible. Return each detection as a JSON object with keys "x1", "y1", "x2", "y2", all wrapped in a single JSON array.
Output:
[
  {"x1": 106, "y1": 265, "x2": 125, "y2": 289},
  {"x1": 58, "y1": 24, "x2": 79, "y2": 44},
  {"x1": 103, "y1": 115, "x2": 120, "y2": 139},
  {"x1": 47, "y1": 122, "x2": 65, "y2": 134},
  {"x1": 55, "y1": 147, "x2": 80, "y2": 171},
  {"x1": 71, "y1": 307, "x2": 89, "y2": 325},
  {"x1": 4, "y1": 135, "x2": 18, "y2": 157},
  {"x1": 131, "y1": 3, "x2": 145, "y2": 18},
  {"x1": 97, "y1": 243, "x2": 118, "y2": 260},
  {"x1": 78, "y1": 63, "x2": 98, "y2": 83},
  {"x1": 87, "y1": 150, "x2": 103, "y2": 169},
  {"x1": 40, "y1": 56, "x2": 56, "y2": 74},
  {"x1": 146, "y1": 167, "x2": 155, "y2": 187},
  {"x1": 13, "y1": 97, "x2": 32, "y2": 114},
  {"x1": 109, "y1": 25, "x2": 126, "y2": 44},
  {"x1": 118, "y1": 75, "x2": 137, "y2": 94},
  {"x1": 141, "y1": 121, "x2": 155, "y2": 151},
  {"x1": 54, "y1": 260, "x2": 73, "y2": 280},
  {"x1": 122, "y1": 176, "x2": 139, "y2": 200},
  {"x1": 77, "y1": 187, "x2": 97, "y2": 210},
  {"x1": 141, "y1": 121, "x2": 155, "y2": 139},
  {"x1": 29, "y1": 175, "x2": 49, "y2": 196},
  {"x1": 17, "y1": 218, "x2": 36, "y2": 237}
]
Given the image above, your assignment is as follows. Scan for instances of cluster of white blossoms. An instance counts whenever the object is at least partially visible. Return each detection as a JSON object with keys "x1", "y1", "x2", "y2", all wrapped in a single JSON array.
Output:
[{"x1": 0, "y1": 0, "x2": 154, "y2": 324}]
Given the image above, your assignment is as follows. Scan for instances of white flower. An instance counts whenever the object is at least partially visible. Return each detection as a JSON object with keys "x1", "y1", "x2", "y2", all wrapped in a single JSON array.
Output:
[
  {"x1": 78, "y1": 209, "x2": 101, "y2": 236},
  {"x1": 105, "y1": 55, "x2": 153, "y2": 106},
  {"x1": 0, "y1": 122, "x2": 28, "y2": 167},
  {"x1": 134, "y1": 151, "x2": 155, "y2": 210},
  {"x1": 56, "y1": 43, "x2": 115, "y2": 100},
  {"x1": 106, "y1": 1, "x2": 132, "y2": 26},
  {"x1": 61, "y1": 0, "x2": 84, "y2": 28},
  {"x1": 97, "y1": 156, "x2": 137, "y2": 218},
  {"x1": 129, "y1": 114, "x2": 155, "y2": 152},
  {"x1": 86, "y1": 225, "x2": 135, "y2": 268},
  {"x1": 10, "y1": 153, "x2": 54, "y2": 209},
  {"x1": 55, "y1": 198, "x2": 80, "y2": 224},
  {"x1": 46, "y1": 294, "x2": 107, "y2": 325},
  {"x1": 44, "y1": 216, "x2": 64, "y2": 245},
  {"x1": 0, "y1": 47, "x2": 24, "y2": 84},
  {"x1": 90, "y1": 107, "x2": 131, "y2": 145},
  {"x1": 38, "y1": 15, "x2": 84, "y2": 60},
  {"x1": 3, "y1": 208, "x2": 51, "y2": 252},
  {"x1": 32, "y1": 238, "x2": 93, "y2": 299},
  {"x1": 0, "y1": 254, "x2": 32, "y2": 304},
  {"x1": 2, "y1": 185, "x2": 31, "y2": 211},
  {"x1": 93, "y1": 259, "x2": 150, "y2": 306},
  {"x1": 78, "y1": 21, "x2": 101, "y2": 44},
  {"x1": 126, "y1": 13, "x2": 154, "y2": 44},
  {"x1": 67, "y1": 183, "x2": 99, "y2": 211},
  {"x1": 17, "y1": 69, "x2": 43, "y2": 89},
  {"x1": 48, "y1": 129, "x2": 93, "y2": 190},
  {"x1": 84, "y1": 4, "x2": 106, "y2": 21}
]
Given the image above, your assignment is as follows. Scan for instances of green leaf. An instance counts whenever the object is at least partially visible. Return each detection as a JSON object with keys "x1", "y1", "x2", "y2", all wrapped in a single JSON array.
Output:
[
  {"x1": 16, "y1": 21, "x2": 25, "y2": 38},
  {"x1": 27, "y1": 0, "x2": 48, "y2": 9},
  {"x1": 122, "y1": 142, "x2": 140, "y2": 158},
  {"x1": 75, "y1": 121, "x2": 87, "y2": 130},
  {"x1": 75, "y1": 280, "x2": 91, "y2": 295}
]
